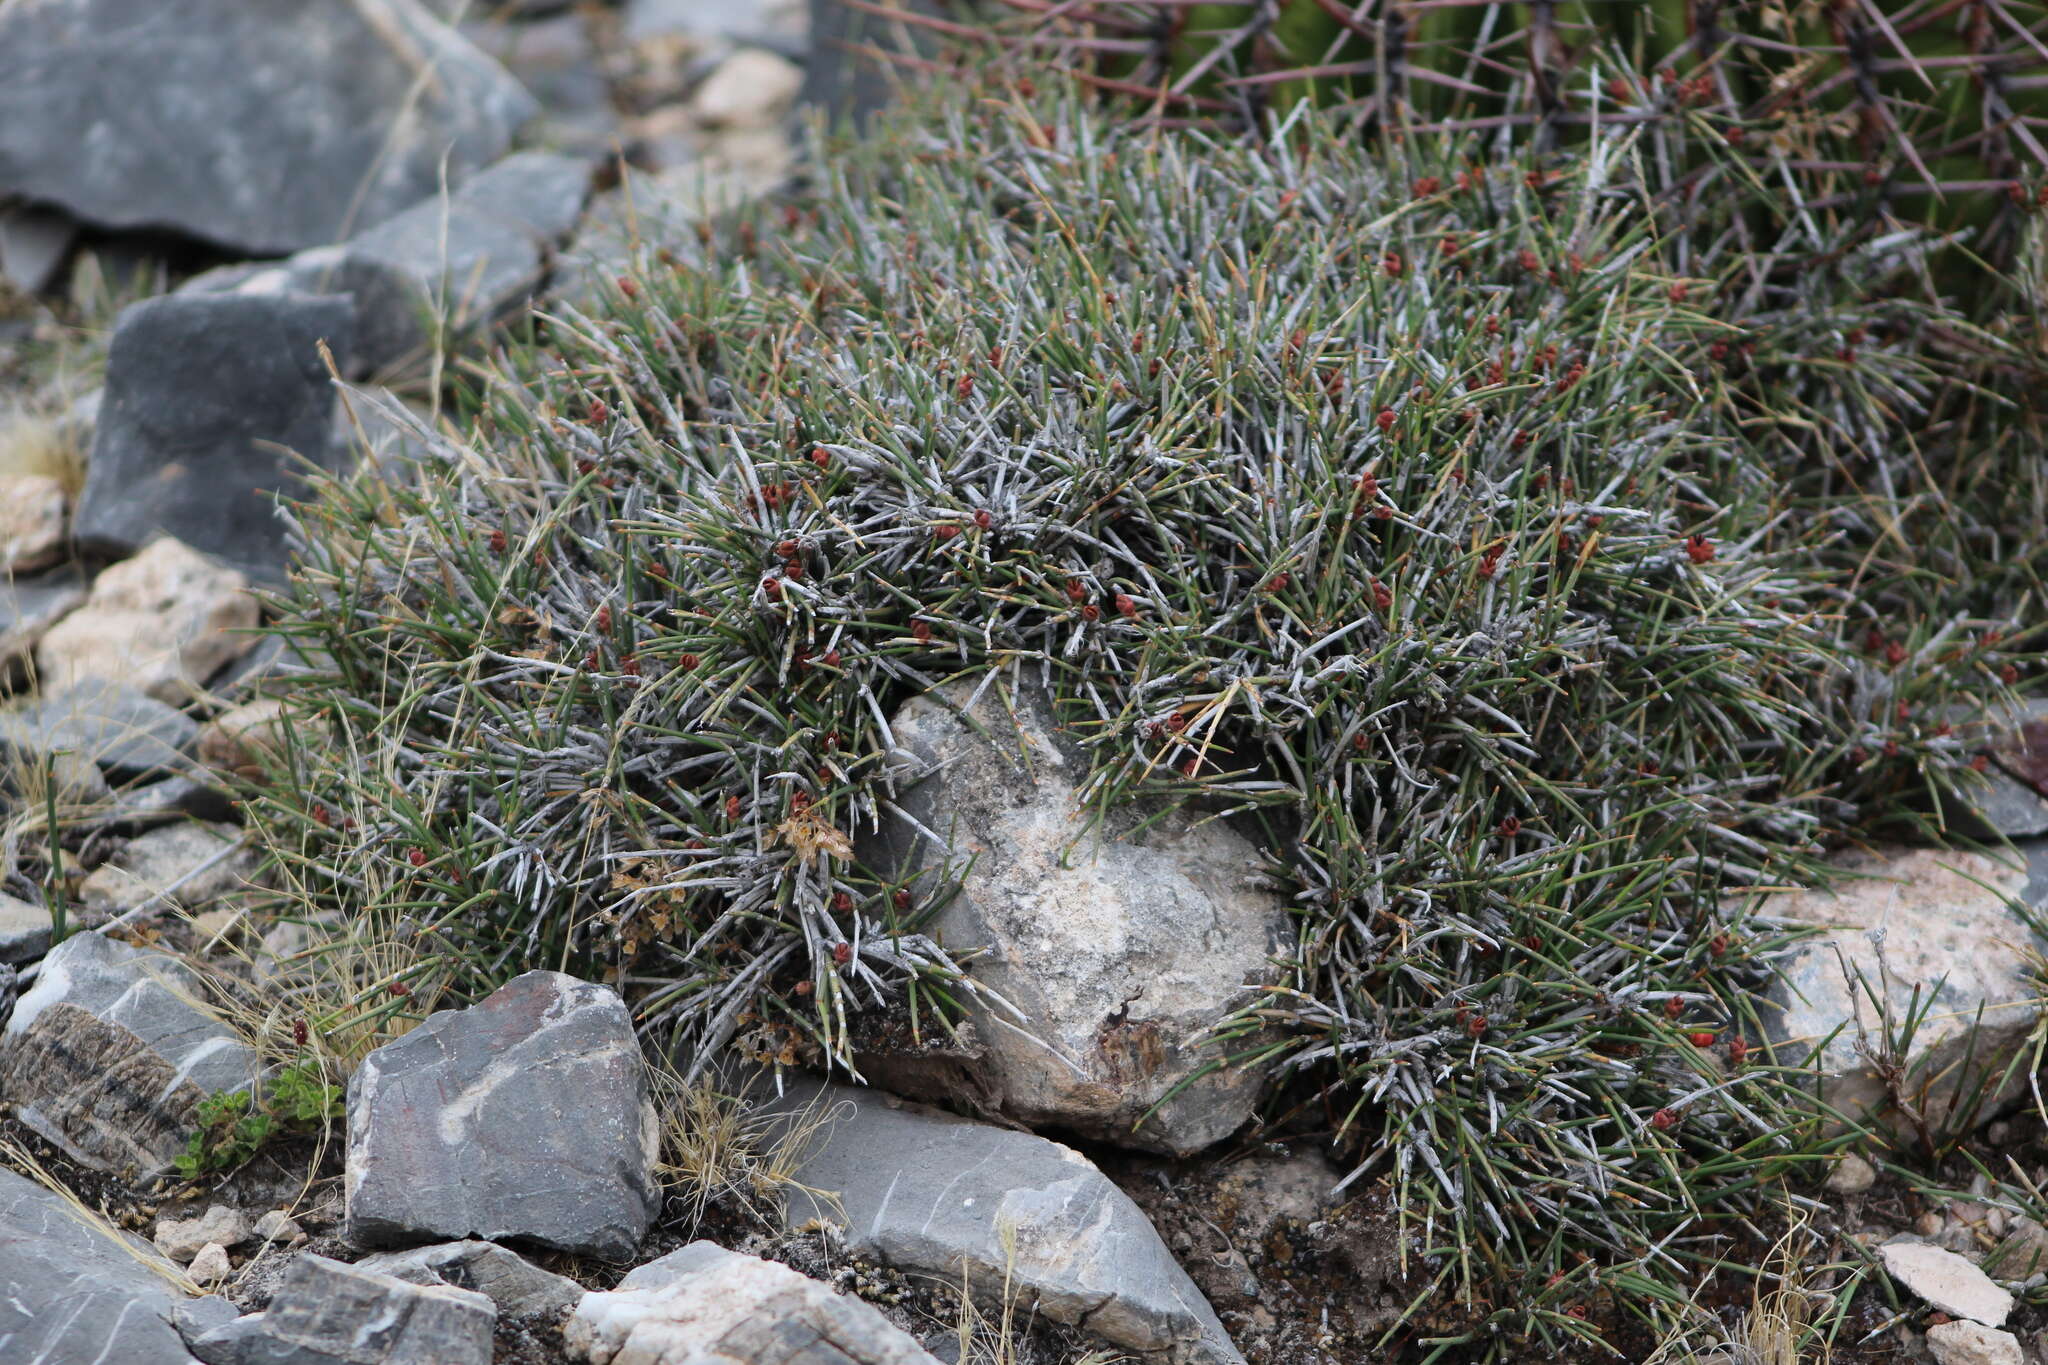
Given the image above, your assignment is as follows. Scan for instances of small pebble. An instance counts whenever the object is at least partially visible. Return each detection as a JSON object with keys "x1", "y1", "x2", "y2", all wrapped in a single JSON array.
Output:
[
  {"x1": 1827, "y1": 1152, "x2": 1877, "y2": 1194},
  {"x1": 187, "y1": 1242, "x2": 232, "y2": 1286}
]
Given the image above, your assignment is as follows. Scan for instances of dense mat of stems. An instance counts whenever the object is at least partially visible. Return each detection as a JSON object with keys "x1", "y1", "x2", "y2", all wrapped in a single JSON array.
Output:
[{"x1": 262, "y1": 82, "x2": 2037, "y2": 1354}]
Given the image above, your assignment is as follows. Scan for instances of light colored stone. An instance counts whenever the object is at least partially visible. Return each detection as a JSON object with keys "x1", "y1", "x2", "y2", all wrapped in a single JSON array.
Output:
[
  {"x1": 767, "y1": 1077, "x2": 1244, "y2": 1365},
  {"x1": 1, "y1": 678, "x2": 200, "y2": 781},
  {"x1": 567, "y1": 1241, "x2": 939, "y2": 1365},
  {"x1": 689, "y1": 49, "x2": 804, "y2": 127},
  {"x1": 187, "y1": 1241, "x2": 233, "y2": 1286},
  {"x1": 254, "y1": 1207, "x2": 307, "y2": 1245},
  {"x1": 77, "y1": 822, "x2": 254, "y2": 916},
  {"x1": 1827, "y1": 1151, "x2": 1878, "y2": 1194},
  {"x1": 1761, "y1": 844, "x2": 2047, "y2": 1127},
  {"x1": 346, "y1": 970, "x2": 660, "y2": 1258},
  {"x1": 1880, "y1": 1241, "x2": 2013, "y2": 1326},
  {"x1": 154, "y1": 1203, "x2": 252, "y2": 1261},
  {"x1": 1928, "y1": 1319, "x2": 2024, "y2": 1365},
  {"x1": 870, "y1": 681, "x2": 1290, "y2": 1155},
  {"x1": 197, "y1": 696, "x2": 294, "y2": 773},
  {"x1": 0, "y1": 472, "x2": 66, "y2": 573},
  {"x1": 358, "y1": 1240, "x2": 586, "y2": 1319},
  {"x1": 34, "y1": 537, "x2": 259, "y2": 701}
]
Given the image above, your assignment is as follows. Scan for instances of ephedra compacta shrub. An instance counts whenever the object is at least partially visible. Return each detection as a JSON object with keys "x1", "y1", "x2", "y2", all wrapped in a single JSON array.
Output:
[{"x1": 260, "y1": 77, "x2": 2038, "y2": 1354}]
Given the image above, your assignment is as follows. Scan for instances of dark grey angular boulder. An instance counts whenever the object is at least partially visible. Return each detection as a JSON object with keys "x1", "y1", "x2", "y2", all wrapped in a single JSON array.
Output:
[
  {"x1": 764, "y1": 1077, "x2": 1245, "y2": 1365},
  {"x1": 1, "y1": 679, "x2": 201, "y2": 781},
  {"x1": 0, "y1": 0, "x2": 535, "y2": 255},
  {"x1": 345, "y1": 970, "x2": 659, "y2": 1259},
  {"x1": 0, "y1": 1165, "x2": 209, "y2": 1365},
  {"x1": 73, "y1": 291, "x2": 354, "y2": 581},
  {"x1": 184, "y1": 152, "x2": 592, "y2": 378},
  {"x1": 0, "y1": 930, "x2": 262, "y2": 1173},
  {"x1": 189, "y1": 1253, "x2": 494, "y2": 1365}
]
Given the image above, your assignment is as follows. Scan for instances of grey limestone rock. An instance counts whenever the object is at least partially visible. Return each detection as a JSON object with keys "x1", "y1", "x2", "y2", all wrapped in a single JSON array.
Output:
[
  {"x1": 0, "y1": 563, "x2": 87, "y2": 668},
  {"x1": 0, "y1": 930, "x2": 262, "y2": 1174},
  {"x1": 73, "y1": 292, "x2": 355, "y2": 581},
  {"x1": 869, "y1": 681, "x2": 1288, "y2": 1155},
  {"x1": 183, "y1": 152, "x2": 592, "y2": 379},
  {"x1": 355, "y1": 1240, "x2": 583, "y2": 1319},
  {"x1": 0, "y1": 0, "x2": 535, "y2": 255},
  {"x1": 0, "y1": 1164, "x2": 211, "y2": 1365},
  {"x1": 765, "y1": 1078, "x2": 1244, "y2": 1365},
  {"x1": 188, "y1": 1253, "x2": 495, "y2": 1365},
  {"x1": 1, "y1": 679, "x2": 201, "y2": 782},
  {"x1": 345, "y1": 970, "x2": 659, "y2": 1259},
  {"x1": 566, "y1": 1240, "x2": 938, "y2": 1365},
  {"x1": 1761, "y1": 842, "x2": 2048, "y2": 1127}
]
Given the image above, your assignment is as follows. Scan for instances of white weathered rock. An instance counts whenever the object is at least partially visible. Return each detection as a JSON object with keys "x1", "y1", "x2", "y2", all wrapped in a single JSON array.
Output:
[
  {"x1": 254, "y1": 1208, "x2": 307, "y2": 1245},
  {"x1": 1761, "y1": 844, "x2": 2047, "y2": 1127},
  {"x1": 356, "y1": 1240, "x2": 582, "y2": 1319},
  {"x1": 187, "y1": 1241, "x2": 233, "y2": 1286},
  {"x1": 871, "y1": 681, "x2": 1290, "y2": 1155},
  {"x1": 34, "y1": 537, "x2": 259, "y2": 701},
  {"x1": 689, "y1": 48, "x2": 805, "y2": 127},
  {"x1": 765, "y1": 1077, "x2": 1244, "y2": 1365},
  {"x1": 1928, "y1": 1319, "x2": 2024, "y2": 1365},
  {"x1": 567, "y1": 1242, "x2": 939, "y2": 1365},
  {"x1": 77, "y1": 822, "x2": 255, "y2": 917},
  {"x1": 154, "y1": 1203, "x2": 253, "y2": 1262},
  {"x1": 1826, "y1": 1152, "x2": 1878, "y2": 1194},
  {"x1": 0, "y1": 472, "x2": 66, "y2": 573},
  {"x1": 1880, "y1": 1241, "x2": 2013, "y2": 1327},
  {"x1": 346, "y1": 971, "x2": 660, "y2": 1258}
]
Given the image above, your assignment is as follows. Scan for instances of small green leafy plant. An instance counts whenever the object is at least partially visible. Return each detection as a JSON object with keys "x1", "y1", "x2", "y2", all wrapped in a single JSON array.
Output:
[{"x1": 175, "y1": 1057, "x2": 343, "y2": 1181}]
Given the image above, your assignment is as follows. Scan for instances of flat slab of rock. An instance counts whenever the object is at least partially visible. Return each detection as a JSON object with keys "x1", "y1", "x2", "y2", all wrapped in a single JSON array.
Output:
[
  {"x1": 1880, "y1": 1240, "x2": 2013, "y2": 1326},
  {"x1": 346, "y1": 970, "x2": 659, "y2": 1259},
  {"x1": 0, "y1": 930, "x2": 262, "y2": 1173},
  {"x1": 186, "y1": 151, "x2": 590, "y2": 379},
  {"x1": 0, "y1": 562, "x2": 87, "y2": 666},
  {"x1": 189, "y1": 1252, "x2": 495, "y2": 1365},
  {"x1": 0, "y1": 1165, "x2": 209, "y2": 1365},
  {"x1": 72, "y1": 293, "x2": 354, "y2": 580},
  {"x1": 0, "y1": 0, "x2": 534, "y2": 255},
  {"x1": 355, "y1": 1240, "x2": 582, "y2": 1319},
  {"x1": 766, "y1": 1077, "x2": 1243, "y2": 1365},
  {"x1": 1761, "y1": 844, "x2": 2048, "y2": 1127},
  {"x1": 870, "y1": 681, "x2": 1288, "y2": 1155},
  {"x1": 2, "y1": 679, "x2": 201, "y2": 781},
  {"x1": 567, "y1": 1240, "x2": 938, "y2": 1365}
]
